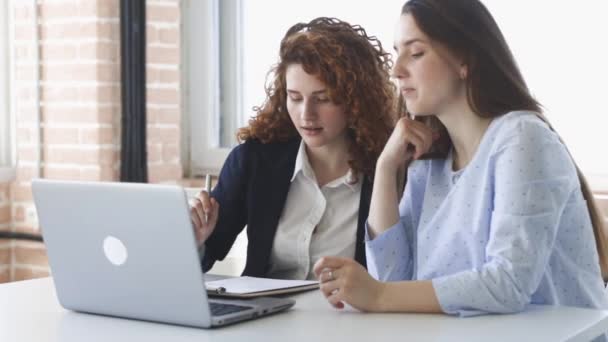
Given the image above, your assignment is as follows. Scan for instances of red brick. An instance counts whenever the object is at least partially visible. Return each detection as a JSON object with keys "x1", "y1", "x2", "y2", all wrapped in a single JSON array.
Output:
[
  {"x1": 80, "y1": 127, "x2": 116, "y2": 145},
  {"x1": 14, "y1": 224, "x2": 38, "y2": 234},
  {"x1": 159, "y1": 27, "x2": 179, "y2": 45},
  {"x1": 147, "y1": 144, "x2": 163, "y2": 163},
  {"x1": 43, "y1": 106, "x2": 100, "y2": 124},
  {"x1": 10, "y1": 183, "x2": 33, "y2": 202},
  {"x1": 0, "y1": 246, "x2": 10, "y2": 265},
  {"x1": 96, "y1": 22, "x2": 120, "y2": 41},
  {"x1": 96, "y1": 63, "x2": 120, "y2": 82},
  {"x1": 97, "y1": 0, "x2": 120, "y2": 18},
  {"x1": 0, "y1": 268, "x2": 9, "y2": 283},
  {"x1": 162, "y1": 144, "x2": 180, "y2": 163},
  {"x1": 42, "y1": 127, "x2": 80, "y2": 145},
  {"x1": 153, "y1": 107, "x2": 181, "y2": 125},
  {"x1": 80, "y1": 166, "x2": 116, "y2": 182},
  {"x1": 42, "y1": 64, "x2": 96, "y2": 82},
  {"x1": 147, "y1": 5, "x2": 179, "y2": 22},
  {"x1": 147, "y1": 46, "x2": 180, "y2": 65},
  {"x1": 160, "y1": 127, "x2": 180, "y2": 143},
  {"x1": 39, "y1": 2, "x2": 79, "y2": 19},
  {"x1": 43, "y1": 167, "x2": 81, "y2": 180},
  {"x1": 147, "y1": 26, "x2": 159, "y2": 44},
  {"x1": 0, "y1": 206, "x2": 10, "y2": 223},
  {"x1": 13, "y1": 206, "x2": 25, "y2": 222},
  {"x1": 44, "y1": 147, "x2": 100, "y2": 165},
  {"x1": 13, "y1": 267, "x2": 50, "y2": 282},
  {"x1": 40, "y1": 43, "x2": 78, "y2": 61},
  {"x1": 159, "y1": 69, "x2": 179, "y2": 83},
  {"x1": 16, "y1": 166, "x2": 38, "y2": 182},
  {"x1": 14, "y1": 243, "x2": 48, "y2": 266},
  {"x1": 147, "y1": 88, "x2": 180, "y2": 105},
  {"x1": 149, "y1": 164, "x2": 183, "y2": 183}
]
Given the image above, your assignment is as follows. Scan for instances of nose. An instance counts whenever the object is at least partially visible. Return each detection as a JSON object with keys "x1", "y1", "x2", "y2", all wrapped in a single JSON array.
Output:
[
  {"x1": 300, "y1": 99, "x2": 317, "y2": 121},
  {"x1": 391, "y1": 55, "x2": 409, "y2": 80}
]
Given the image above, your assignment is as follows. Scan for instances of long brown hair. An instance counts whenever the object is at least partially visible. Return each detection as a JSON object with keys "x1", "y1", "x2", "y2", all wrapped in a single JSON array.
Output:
[
  {"x1": 237, "y1": 17, "x2": 397, "y2": 179},
  {"x1": 401, "y1": 0, "x2": 608, "y2": 277}
]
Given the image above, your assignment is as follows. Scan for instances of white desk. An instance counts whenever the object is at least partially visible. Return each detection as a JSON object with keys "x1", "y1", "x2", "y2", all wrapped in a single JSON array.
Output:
[{"x1": 1, "y1": 277, "x2": 608, "y2": 342}]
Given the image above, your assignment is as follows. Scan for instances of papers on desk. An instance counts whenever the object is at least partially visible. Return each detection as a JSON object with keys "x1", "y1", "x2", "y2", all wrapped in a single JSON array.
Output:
[{"x1": 205, "y1": 276, "x2": 319, "y2": 298}]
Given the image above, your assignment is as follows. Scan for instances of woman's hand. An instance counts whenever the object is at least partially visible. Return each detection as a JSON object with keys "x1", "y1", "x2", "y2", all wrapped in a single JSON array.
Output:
[
  {"x1": 313, "y1": 257, "x2": 385, "y2": 312},
  {"x1": 189, "y1": 190, "x2": 220, "y2": 247},
  {"x1": 379, "y1": 117, "x2": 438, "y2": 171}
]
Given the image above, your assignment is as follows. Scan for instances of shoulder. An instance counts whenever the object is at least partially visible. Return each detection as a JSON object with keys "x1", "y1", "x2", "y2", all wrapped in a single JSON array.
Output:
[
  {"x1": 488, "y1": 110, "x2": 562, "y2": 154},
  {"x1": 229, "y1": 138, "x2": 301, "y2": 161}
]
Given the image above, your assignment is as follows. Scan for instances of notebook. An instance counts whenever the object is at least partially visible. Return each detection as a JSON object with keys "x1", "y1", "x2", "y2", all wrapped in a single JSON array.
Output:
[{"x1": 206, "y1": 276, "x2": 319, "y2": 298}]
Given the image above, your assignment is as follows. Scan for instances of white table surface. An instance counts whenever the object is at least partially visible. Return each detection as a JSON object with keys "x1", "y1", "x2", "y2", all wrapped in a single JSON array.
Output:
[{"x1": 1, "y1": 277, "x2": 608, "y2": 342}]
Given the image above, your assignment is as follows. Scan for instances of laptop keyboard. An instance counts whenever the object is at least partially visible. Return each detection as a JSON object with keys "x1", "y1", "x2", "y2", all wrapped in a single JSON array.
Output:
[{"x1": 209, "y1": 302, "x2": 253, "y2": 316}]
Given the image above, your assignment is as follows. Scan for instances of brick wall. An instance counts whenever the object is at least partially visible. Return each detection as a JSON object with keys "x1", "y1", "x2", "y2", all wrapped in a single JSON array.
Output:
[
  {"x1": 146, "y1": 0, "x2": 182, "y2": 183},
  {"x1": 0, "y1": 0, "x2": 181, "y2": 284}
]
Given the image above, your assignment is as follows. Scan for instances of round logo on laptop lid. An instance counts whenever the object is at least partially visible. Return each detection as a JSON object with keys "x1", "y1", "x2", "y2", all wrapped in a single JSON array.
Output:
[{"x1": 103, "y1": 236, "x2": 128, "y2": 266}]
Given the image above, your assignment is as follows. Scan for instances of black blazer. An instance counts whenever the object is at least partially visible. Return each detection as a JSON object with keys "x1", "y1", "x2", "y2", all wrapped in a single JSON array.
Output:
[{"x1": 203, "y1": 138, "x2": 372, "y2": 277}]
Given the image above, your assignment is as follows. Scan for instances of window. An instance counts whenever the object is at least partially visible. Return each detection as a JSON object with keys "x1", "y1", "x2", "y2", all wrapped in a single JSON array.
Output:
[
  {"x1": 184, "y1": 0, "x2": 608, "y2": 191},
  {"x1": 482, "y1": 0, "x2": 608, "y2": 191},
  {"x1": 0, "y1": 0, "x2": 16, "y2": 183},
  {"x1": 182, "y1": 0, "x2": 404, "y2": 176}
]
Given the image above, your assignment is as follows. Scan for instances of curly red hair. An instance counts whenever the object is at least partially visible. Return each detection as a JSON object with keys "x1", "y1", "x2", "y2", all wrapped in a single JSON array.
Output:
[{"x1": 237, "y1": 17, "x2": 397, "y2": 179}]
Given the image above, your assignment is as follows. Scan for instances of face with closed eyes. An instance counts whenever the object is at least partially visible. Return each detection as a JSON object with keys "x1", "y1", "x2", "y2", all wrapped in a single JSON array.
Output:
[
  {"x1": 392, "y1": 14, "x2": 467, "y2": 117},
  {"x1": 285, "y1": 63, "x2": 349, "y2": 150}
]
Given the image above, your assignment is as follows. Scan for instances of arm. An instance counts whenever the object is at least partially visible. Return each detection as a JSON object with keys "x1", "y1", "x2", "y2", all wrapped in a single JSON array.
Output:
[
  {"x1": 314, "y1": 257, "x2": 442, "y2": 313},
  {"x1": 368, "y1": 117, "x2": 435, "y2": 238},
  {"x1": 199, "y1": 143, "x2": 251, "y2": 272}
]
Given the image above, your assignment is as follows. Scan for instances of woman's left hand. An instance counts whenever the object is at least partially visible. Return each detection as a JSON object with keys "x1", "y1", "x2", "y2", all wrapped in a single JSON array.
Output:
[{"x1": 313, "y1": 257, "x2": 384, "y2": 312}]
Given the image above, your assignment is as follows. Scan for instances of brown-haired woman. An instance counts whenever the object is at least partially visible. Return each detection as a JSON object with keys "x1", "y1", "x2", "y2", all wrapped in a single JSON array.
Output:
[
  {"x1": 314, "y1": 0, "x2": 608, "y2": 315},
  {"x1": 190, "y1": 17, "x2": 433, "y2": 280}
]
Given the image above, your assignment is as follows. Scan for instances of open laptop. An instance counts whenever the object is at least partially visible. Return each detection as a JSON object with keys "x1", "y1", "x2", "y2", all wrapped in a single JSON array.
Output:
[{"x1": 31, "y1": 179, "x2": 295, "y2": 328}]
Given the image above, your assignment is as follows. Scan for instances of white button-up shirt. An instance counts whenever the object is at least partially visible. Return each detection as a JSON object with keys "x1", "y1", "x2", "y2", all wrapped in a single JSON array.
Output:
[{"x1": 267, "y1": 141, "x2": 362, "y2": 280}]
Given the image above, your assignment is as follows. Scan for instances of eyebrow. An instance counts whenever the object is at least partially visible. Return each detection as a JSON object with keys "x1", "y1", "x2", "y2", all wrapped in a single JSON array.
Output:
[
  {"x1": 286, "y1": 89, "x2": 328, "y2": 95},
  {"x1": 393, "y1": 38, "x2": 427, "y2": 51}
]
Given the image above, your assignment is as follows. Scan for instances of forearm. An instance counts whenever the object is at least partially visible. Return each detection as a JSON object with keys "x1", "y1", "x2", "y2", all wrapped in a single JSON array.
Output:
[
  {"x1": 375, "y1": 280, "x2": 443, "y2": 313},
  {"x1": 368, "y1": 158, "x2": 401, "y2": 239}
]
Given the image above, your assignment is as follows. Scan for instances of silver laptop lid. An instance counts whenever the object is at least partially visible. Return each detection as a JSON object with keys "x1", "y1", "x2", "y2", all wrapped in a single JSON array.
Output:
[{"x1": 32, "y1": 179, "x2": 213, "y2": 327}]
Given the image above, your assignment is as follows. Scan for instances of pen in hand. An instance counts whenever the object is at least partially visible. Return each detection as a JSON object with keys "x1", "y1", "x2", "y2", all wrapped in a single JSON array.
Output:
[{"x1": 204, "y1": 174, "x2": 211, "y2": 223}]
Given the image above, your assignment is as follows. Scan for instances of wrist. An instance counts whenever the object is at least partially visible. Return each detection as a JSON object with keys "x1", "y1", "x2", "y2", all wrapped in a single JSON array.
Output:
[
  {"x1": 377, "y1": 155, "x2": 399, "y2": 174},
  {"x1": 372, "y1": 280, "x2": 389, "y2": 312}
]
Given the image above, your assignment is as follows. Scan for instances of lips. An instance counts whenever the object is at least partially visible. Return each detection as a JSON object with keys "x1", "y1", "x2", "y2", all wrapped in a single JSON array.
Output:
[
  {"x1": 301, "y1": 127, "x2": 323, "y2": 132},
  {"x1": 300, "y1": 126, "x2": 323, "y2": 136}
]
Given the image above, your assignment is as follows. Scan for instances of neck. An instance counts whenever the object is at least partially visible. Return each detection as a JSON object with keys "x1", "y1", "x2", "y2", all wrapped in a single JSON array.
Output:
[
  {"x1": 305, "y1": 138, "x2": 350, "y2": 186},
  {"x1": 435, "y1": 99, "x2": 493, "y2": 171}
]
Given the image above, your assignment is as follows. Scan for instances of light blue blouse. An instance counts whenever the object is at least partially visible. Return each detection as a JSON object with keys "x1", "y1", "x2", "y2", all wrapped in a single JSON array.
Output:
[{"x1": 366, "y1": 111, "x2": 608, "y2": 316}]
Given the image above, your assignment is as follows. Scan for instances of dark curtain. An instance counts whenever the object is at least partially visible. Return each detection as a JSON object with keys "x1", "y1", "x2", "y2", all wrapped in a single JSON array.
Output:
[{"x1": 119, "y1": 0, "x2": 148, "y2": 182}]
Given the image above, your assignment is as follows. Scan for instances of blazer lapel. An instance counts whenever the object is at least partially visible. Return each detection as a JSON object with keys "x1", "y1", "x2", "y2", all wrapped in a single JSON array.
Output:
[{"x1": 243, "y1": 139, "x2": 300, "y2": 276}]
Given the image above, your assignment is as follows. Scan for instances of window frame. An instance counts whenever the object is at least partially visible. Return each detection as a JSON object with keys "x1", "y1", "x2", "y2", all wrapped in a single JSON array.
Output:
[
  {"x1": 181, "y1": 0, "x2": 243, "y2": 177},
  {"x1": 0, "y1": 0, "x2": 16, "y2": 183}
]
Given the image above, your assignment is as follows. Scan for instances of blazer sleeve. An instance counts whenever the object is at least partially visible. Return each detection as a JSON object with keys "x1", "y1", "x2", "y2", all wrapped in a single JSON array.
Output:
[{"x1": 200, "y1": 142, "x2": 251, "y2": 272}]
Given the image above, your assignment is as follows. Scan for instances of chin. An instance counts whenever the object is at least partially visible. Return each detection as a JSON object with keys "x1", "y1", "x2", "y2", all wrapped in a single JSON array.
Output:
[
  {"x1": 301, "y1": 137, "x2": 327, "y2": 148},
  {"x1": 405, "y1": 104, "x2": 433, "y2": 117}
]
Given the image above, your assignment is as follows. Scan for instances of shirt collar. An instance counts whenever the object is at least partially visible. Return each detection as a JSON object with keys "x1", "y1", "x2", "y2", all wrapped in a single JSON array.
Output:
[{"x1": 291, "y1": 141, "x2": 359, "y2": 191}]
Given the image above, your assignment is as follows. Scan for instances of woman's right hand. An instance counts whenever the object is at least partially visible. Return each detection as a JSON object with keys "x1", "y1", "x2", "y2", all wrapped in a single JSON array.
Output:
[
  {"x1": 379, "y1": 117, "x2": 437, "y2": 171},
  {"x1": 189, "y1": 191, "x2": 220, "y2": 247}
]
